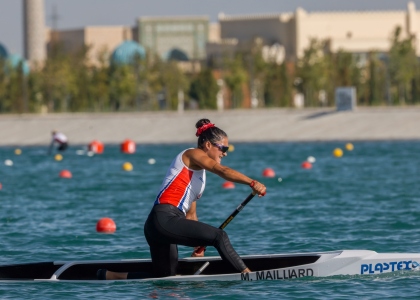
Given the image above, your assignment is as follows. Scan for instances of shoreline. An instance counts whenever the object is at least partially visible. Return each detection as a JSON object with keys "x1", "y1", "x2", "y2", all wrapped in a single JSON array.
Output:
[{"x1": 1, "y1": 107, "x2": 420, "y2": 146}]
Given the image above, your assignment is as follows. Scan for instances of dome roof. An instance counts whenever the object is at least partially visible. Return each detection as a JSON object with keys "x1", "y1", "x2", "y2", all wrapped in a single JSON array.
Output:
[
  {"x1": 0, "y1": 43, "x2": 9, "y2": 59},
  {"x1": 111, "y1": 41, "x2": 146, "y2": 65},
  {"x1": 6, "y1": 54, "x2": 30, "y2": 75},
  {"x1": 165, "y1": 48, "x2": 189, "y2": 62}
]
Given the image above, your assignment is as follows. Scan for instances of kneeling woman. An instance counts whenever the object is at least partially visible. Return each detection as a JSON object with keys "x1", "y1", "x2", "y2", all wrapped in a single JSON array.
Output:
[{"x1": 100, "y1": 118, "x2": 266, "y2": 280}]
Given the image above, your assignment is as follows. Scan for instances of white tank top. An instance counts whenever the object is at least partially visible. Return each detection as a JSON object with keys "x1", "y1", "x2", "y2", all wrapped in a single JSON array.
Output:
[
  {"x1": 154, "y1": 149, "x2": 206, "y2": 214},
  {"x1": 53, "y1": 132, "x2": 68, "y2": 144}
]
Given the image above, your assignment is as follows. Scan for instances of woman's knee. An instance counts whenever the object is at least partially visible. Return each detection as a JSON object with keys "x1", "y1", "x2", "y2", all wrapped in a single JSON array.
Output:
[{"x1": 213, "y1": 229, "x2": 228, "y2": 245}]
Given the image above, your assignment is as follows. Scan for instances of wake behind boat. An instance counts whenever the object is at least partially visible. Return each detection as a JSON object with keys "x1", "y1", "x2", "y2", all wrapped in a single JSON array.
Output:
[{"x1": 1, "y1": 250, "x2": 420, "y2": 282}]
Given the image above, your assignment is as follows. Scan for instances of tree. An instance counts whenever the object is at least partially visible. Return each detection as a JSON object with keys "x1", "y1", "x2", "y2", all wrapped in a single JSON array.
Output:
[
  {"x1": 224, "y1": 55, "x2": 248, "y2": 108},
  {"x1": 263, "y1": 62, "x2": 293, "y2": 107},
  {"x1": 90, "y1": 51, "x2": 111, "y2": 111},
  {"x1": 189, "y1": 68, "x2": 218, "y2": 109},
  {"x1": 333, "y1": 51, "x2": 365, "y2": 106},
  {"x1": 109, "y1": 64, "x2": 136, "y2": 111},
  {"x1": 160, "y1": 61, "x2": 189, "y2": 110},
  {"x1": 0, "y1": 59, "x2": 8, "y2": 112},
  {"x1": 296, "y1": 39, "x2": 331, "y2": 107},
  {"x1": 388, "y1": 26, "x2": 418, "y2": 104},
  {"x1": 367, "y1": 52, "x2": 387, "y2": 105}
]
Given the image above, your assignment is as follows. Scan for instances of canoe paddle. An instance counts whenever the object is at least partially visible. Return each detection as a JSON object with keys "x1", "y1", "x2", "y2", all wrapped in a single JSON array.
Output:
[{"x1": 195, "y1": 192, "x2": 257, "y2": 255}]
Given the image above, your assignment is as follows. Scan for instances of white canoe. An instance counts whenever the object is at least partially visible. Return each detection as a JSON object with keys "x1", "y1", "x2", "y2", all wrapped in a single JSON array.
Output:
[{"x1": 1, "y1": 250, "x2": 420, "y2": 282}]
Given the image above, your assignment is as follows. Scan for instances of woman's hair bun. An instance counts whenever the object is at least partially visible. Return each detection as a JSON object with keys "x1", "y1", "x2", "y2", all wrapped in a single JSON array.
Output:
[{"x1": 195, "y1": 118, "x2": 211, "y2": 129}]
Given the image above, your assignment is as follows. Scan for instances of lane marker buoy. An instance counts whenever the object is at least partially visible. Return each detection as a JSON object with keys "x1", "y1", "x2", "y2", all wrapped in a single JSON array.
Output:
[
  {"x1": 262, "y1": 168, "x2": 275, "y2": 177},
  {"x1": 345, "y1": 143, "x2": 354, "y2": 151},
  {"x1": 122, "y1": 162, "x2": 133, "y2": 171},
  {"x1": 301, "y1": 161, "x2": 312, "y2": 169},
  {"x1": 307, "y1": 156, "x2": 316, "y2": 163},
  {"x1": 222, "y1": 181, "x2": 235, "y2": 189},
  {"x1": 96, "y1": 218, "x2": 116, "y2": 233},
  {"x1": 121, "y1": 139, "x2": 136, "y2": 154},
  {"x1": 88, "y1": 140, "x2": 104, "y2": 154},
  {"x1": 59, "y1": 170, "x2": 72, "y2": 178},
  {"x1": 333, "y1": 148, "x2": 343, "y2": 158}
]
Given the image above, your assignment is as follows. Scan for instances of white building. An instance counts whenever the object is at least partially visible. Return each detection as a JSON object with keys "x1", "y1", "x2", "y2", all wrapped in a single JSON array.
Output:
[{"x1": 211, "y1": 1, "x2": 420, "y2": 61}]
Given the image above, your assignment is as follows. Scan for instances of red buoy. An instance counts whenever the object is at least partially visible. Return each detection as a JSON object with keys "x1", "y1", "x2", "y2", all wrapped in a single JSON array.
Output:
[
  {"x1": 96, "y1": 217, "x2": 116, "y2": 233},
  {"x1": 0, "y1": 183, "x2": 2, "y2": 190},
  {"x1": 59, "y1": 170, "x2": 72, "y2": 178},
  {"x1": 222, "y1": 181, "x2": 235, "y2": 189},
  {"x1": 88, "y1": 140, "x2": 104, "y2": 154},
  {"x1": 301, "y1": 161, "x2": 313, "y2": 169},
  {"x1": 262, "y1": 168, "x2": 276, "y2": 177},
  {"x1": 121, "y1": 139, "x2": 136, "y2": 154}
]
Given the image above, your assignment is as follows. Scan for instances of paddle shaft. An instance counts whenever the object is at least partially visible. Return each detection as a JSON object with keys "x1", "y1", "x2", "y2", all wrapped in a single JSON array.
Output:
[{"x1": 195, "y1": 192, "x2": 256, "y2": 255}]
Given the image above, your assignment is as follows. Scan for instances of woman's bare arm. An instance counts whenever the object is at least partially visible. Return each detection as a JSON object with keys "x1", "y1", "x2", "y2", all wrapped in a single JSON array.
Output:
[
  {"x1": 184, "y1": 149, "x2": 266, "y2": 196},
  {"x1": 186, "y1": 201, "x2": 198, "y2": 221},
  {"x1": 185, "y1": 149, "x2": 252, "y2": 184},
  {"x1": 186, "y1": 202, "x2": 204, "y2": 257}
]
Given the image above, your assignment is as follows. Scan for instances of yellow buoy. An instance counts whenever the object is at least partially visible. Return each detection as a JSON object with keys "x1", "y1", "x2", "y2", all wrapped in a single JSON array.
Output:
[
  {"x1": 122, "y1": 162, "x2": 133, "y2": 172},
  {"x1": 333, "y1": 148, "x2": 343, "y2": 158},
  {"x1": 54, "y1": 154, "x2": 63, "y2": 161},
  {"x1": 345, "y1": 143, "x2": 354, "y2": 151},
  {"x1": 228, "y1": 144, "x2": 235, "y2": 152},
  {"x1": 14, "y1": 149, "x2": 22, "y2": 155}
]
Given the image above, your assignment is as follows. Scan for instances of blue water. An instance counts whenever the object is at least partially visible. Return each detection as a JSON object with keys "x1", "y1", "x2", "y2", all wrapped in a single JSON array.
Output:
[{"x1": 0, "y1": 141, "x2": 419, "y2": 299}]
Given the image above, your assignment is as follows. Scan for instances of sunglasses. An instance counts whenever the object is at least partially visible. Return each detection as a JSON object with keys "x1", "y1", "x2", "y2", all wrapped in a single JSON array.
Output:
[{"x1": 212, "y1": 143, "x2": 229, "y2": 153}]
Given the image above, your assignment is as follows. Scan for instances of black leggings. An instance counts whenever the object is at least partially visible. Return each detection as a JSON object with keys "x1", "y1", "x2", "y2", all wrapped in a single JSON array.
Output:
[
  {"x1": 57, "y1": 142, "x2": 68, "y2": 151},
  {"x1": 143, "y1": 204, "x2": 247, "y2": 278}
]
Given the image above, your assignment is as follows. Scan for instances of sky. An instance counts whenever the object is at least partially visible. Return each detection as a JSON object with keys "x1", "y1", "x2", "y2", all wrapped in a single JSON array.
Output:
[{"x1": 0, "y1": 0, "x2": 419, "y2": 56}]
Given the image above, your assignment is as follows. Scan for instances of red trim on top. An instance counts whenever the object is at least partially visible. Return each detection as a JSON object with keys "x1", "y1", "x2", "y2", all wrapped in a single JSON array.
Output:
[{"x1": 157, "y1": 167, "x2": 193, "y2": 207}]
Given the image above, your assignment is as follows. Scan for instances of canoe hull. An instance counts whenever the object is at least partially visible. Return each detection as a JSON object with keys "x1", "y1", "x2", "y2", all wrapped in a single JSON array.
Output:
[{"x1": 1, "y1": 250, "x2": 420, "y2": 282}]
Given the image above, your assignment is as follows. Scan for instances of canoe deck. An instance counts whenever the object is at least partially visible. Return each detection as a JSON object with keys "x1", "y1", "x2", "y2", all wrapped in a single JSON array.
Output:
[{"x1": 0, "y1": 252, "x2": 322, "y2": 281}]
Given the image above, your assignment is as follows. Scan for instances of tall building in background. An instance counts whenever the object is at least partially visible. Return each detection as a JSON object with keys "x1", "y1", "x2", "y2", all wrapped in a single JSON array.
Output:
[{"x1": 23, "y1": 0, "x2": 46, "y2": 65}]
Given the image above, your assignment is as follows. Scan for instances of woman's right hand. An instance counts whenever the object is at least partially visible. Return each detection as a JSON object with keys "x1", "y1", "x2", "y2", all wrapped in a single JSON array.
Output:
[
  {"x1": 191, "y1": 247, "x2": 205, "y2": 257},
  {"x1": 250, "y1": 180, "x2": 266, "y2": 197}
]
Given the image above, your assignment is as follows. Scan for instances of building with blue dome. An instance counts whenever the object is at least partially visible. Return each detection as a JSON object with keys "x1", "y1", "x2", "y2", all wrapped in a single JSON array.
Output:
[
  {"x1": 137, "y1": 16, "x2": 208, "y2": 61},
  {"x1": 111, "y1": 41, "x2": 146, "y2": 65},
  {"x1": 0, "y1": 43, "x2": 9, "y2": 59},
  {"x1": 0, "y1": 43, "x2": 31, "y2": 75},
  {"x1": 5, "y1": 54, "x2": 30, "y2": 75}
]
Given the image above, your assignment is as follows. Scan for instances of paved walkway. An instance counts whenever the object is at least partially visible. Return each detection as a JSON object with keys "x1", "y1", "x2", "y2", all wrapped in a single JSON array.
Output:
[{"x1": 0, "y1": 107, "x2": 419, "y2": 146}]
